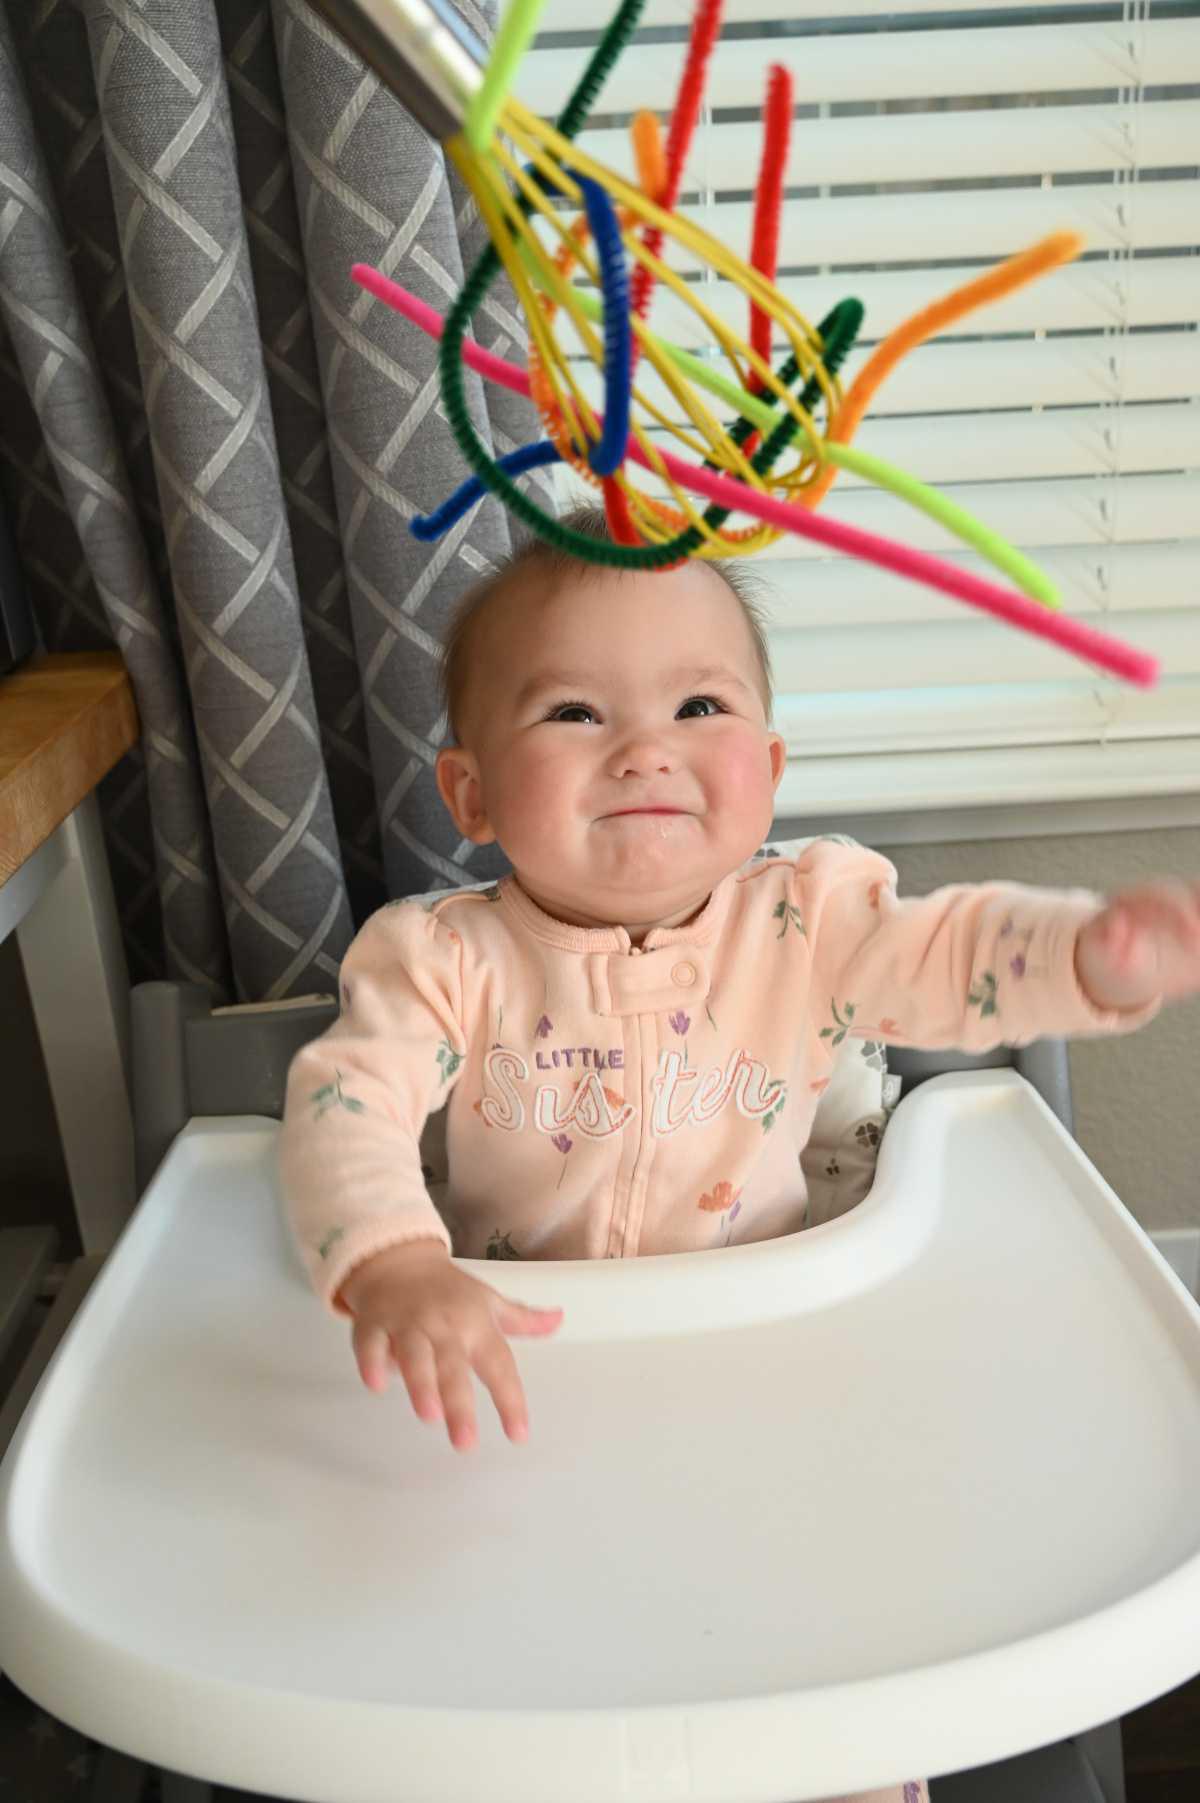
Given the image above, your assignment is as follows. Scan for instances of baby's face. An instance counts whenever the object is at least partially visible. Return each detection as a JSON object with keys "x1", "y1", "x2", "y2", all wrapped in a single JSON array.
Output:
[{"x1": 437, "y1": 561, "x2": 786, "y2": 934}]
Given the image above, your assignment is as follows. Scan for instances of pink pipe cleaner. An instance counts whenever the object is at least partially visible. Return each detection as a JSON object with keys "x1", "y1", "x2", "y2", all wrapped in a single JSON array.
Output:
[{"x1": 351, "y1": 264, "x2": 1159, "y2": 690}]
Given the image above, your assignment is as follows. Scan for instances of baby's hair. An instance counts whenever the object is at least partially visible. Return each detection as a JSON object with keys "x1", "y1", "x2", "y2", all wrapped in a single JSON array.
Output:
[{"x1": 441, "y1": 500, "x2": 774, "y2": 741}]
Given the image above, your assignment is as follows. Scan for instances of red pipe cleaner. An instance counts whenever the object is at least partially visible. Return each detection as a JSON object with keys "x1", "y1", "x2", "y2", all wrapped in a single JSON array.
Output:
[
  {"x1": 627, "y1": 0, "x2": 724, "y2": 359},
  {"x1": 603, "y1": 475, "x2": 642, "y2": 543},
  {"x1": 739, "y1": 62, "x2": 793, "y2": 455},
  {"x1": 748, "y1": 64, "x2": 792, "y2": 388}
]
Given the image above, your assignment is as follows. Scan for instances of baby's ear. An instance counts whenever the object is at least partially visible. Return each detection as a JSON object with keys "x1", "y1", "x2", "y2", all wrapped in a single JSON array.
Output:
[
  {"x1": 767, "y1": 731, "x2": 787, "y2": 792},
  {"x1": 435, "y1": 745, "x2": 496, "y2": 844}
]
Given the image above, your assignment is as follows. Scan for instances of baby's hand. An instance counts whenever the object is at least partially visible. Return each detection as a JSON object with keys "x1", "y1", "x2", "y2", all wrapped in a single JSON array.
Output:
[
  {"x1": 1076, "y1": 879, "x2": 1200, "y2": 1012},
  {"x1": 338, "y1": 1241, "x2": 562, "y2": 1451}
]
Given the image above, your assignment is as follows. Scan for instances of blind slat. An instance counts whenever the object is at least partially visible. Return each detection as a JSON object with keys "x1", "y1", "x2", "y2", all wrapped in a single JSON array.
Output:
[
  {"x1": 773, "y1": 737, "x2": 1200, "y2": 818},
  {"x1": 815, "y1": 402, "x2": 1197, "y2": 489},
  {"x1": 742, "y1": 472, "x2": 1200, "y2": 559},
  {"x1": 839, "y1": 332, "x2": 1200, "y2": 416},
  {"x1": 753, "y1": 543, "x2": 1200, "y2": 631},
  {"x1": 769, "y1": 609, "x2": 1199, "y2": 697},
  {"x1": 574, "y1": 101, "x2": 1200, "y2": 195},
  {"x1": 630, "y1": 0, "x2": 1124, "y2": 23},
  {"x1": 551, "y1": 468, "x2": 1193, "y2": 562},
  {"x1": 556, "y1": 331, "x2": 1200, "y2": 429},
  {"x1": 607, "y1": 258, "x2": 1200, "y2": 351},
  {"x1": 622, "y1": 402, "x2": 1197, "y2": 488},
  {"x1": 634, "y1": 0, "x2": 1112, "y2": 23},
  {"x1": 774, "y1": 678, "x2": 1200, "y2": 757},
  {"x1": 533, "y1": 181, "x2": 1198, "y2": 277},
  {"x1": 518, "y1": 21, "x2": 1200, "y2": 115}
]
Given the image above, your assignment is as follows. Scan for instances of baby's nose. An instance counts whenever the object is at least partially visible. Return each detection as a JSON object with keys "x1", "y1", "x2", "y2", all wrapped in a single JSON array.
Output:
[{"x1": 609, "y1": 734, "x2": 678, "y2": 777}]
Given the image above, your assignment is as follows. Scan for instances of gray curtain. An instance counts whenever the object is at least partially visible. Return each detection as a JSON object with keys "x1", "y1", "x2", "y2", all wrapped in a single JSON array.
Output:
[{"x1": 0, "y1": 0, "x2": 547, "y2": 1002}]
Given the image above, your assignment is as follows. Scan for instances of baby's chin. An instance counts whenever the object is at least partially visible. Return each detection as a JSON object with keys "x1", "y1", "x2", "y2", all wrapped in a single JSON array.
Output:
[{"x1": 519, "y1": 849, "x2": 741, "y2": 931}]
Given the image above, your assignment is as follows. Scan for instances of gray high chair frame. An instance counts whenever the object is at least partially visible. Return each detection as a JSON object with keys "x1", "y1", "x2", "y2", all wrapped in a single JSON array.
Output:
[{"x1": 1, "y1": 981, "x2": 1127, "y2": 1803}]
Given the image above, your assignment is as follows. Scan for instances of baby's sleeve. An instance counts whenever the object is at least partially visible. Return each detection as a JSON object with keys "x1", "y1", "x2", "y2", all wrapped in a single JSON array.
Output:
[
  {"x1": 800, "y1": 843, "x2": 1160, "y2": 1053},
  {"x1": 278, "y1": 901, "x2": 469, "y2": 1312}
]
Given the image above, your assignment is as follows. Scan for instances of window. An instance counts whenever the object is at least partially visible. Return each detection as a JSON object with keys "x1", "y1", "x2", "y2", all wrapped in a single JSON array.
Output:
[{"x1": 517, "y1": 1, "x2": 1200, "y2": 817}]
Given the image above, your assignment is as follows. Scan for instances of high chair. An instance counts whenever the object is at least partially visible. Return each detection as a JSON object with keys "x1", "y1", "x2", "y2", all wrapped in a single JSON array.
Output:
[{"x1": 2, "y1": 864, "x2": 1199, "y2": 1803}]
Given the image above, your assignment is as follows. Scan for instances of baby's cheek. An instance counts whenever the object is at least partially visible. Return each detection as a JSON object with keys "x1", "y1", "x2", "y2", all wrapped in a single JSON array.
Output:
[
  {"x1": 507, "y1": 761, "x2": 585, "y2": 858},
  {"x1": 720, "y1": 735, "x2": 780, "y2": 809}
]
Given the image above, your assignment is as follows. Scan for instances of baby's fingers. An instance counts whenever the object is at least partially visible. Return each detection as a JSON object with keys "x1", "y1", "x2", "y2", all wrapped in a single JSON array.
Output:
[
  {"x1": 1161, "y1": 883, "x2": 1200, "y2": 945},
  {"x1": 351, "y1": 1320, "x2": 393, "y2": 1394},
  {"x1": 494, "y1": 1298, "x2": 564, "y2": 1338},
  {"x1": 473, "y1": 1334, "x2": 530, "y2": 1444},
  {"x1": 1118, "y1": 881, "x2": 1200, "y2": 945},
  {"x1": 392, "y1": 1330, "x2": 444, "y2": 1426},
  {"x1": 434, "y1": 1345, "x2": 479, "y2": 1452}
]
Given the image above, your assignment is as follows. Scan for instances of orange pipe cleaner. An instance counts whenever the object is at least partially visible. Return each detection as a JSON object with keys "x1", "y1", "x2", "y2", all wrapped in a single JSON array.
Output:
[
  {"x1": 803, "y1": 230, "x2": 1084, "y2": 509},
  {"x1": 631, "y1": 111, "x2": 667, "y2": 205}
]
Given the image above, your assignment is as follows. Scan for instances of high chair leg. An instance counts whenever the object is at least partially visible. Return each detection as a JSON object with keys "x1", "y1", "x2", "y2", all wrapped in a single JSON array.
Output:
[
  {"x1": 86, "y1": 1746, "x2": 148, "y2": 1803},
  {"x1": 159, "y1": 1772, "x2": 216, "y2": 1802},
  {"x1": 929, "y1": 1729, "x2": 1114, "y2": 1801}
]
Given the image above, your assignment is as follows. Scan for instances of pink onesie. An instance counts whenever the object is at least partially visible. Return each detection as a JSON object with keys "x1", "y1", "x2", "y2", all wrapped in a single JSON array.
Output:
[
  {"x1": 280, "y1": 838, "x2": 1153, "y2": 1803},
  {"x1": 281, "y1": 837, "x2": 1153, "y2": 1308}
]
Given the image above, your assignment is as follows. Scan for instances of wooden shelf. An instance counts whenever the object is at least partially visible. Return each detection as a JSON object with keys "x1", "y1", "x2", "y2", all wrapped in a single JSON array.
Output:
[{"x1": 0, "y1": 652, "x2": 138, "y2": 887}]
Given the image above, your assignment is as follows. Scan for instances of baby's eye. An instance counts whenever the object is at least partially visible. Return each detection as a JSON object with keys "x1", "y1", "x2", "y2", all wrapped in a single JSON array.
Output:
[
  {"x1": 545, "y1": 701, "x2": 596, "y2": 724},
  {"x1": 676, "y1": 694, "x2": 724, "y2": 719}
]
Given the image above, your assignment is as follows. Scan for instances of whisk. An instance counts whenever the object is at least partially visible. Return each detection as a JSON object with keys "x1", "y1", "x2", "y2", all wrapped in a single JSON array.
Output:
[
  {"x1": 312, "y1": 0, "x2": 850, "y2": 566},
  {"x1": 308, "y1": 0, "x2": 1159, "y2": 687}
]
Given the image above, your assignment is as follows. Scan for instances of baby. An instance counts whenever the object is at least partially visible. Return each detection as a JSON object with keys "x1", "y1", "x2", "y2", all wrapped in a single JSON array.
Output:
[
  {"x1": 280, "y1": 502, "x2": 1199, "y2": 1801},
  {"x1": 282, "y1": 499, "x2": 1200, "y2": 1427}
]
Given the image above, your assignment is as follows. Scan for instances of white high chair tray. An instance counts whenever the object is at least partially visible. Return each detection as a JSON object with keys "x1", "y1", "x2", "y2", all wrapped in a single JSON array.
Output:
[{"x1": 3, "y1": 1072, "x2": 1200, "y2": 1803}]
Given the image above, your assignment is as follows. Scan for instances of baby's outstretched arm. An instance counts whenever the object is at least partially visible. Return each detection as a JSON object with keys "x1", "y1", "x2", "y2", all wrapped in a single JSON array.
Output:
[
  {"x1": 1076, "y1": 879, "x2": 1200, "y2": 1011},
  {"x1": 338, "y1": 1242, "x2": 562, "y2": 1450},
  {"x1": 800, "y1": 840, "x2": 1165, "y2": 1052}
]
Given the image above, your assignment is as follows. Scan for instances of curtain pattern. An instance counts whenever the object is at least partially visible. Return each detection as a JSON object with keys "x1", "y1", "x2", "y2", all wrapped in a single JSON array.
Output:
[{"x1": 0, "y1": 0, "x2": 546, "y2": 1001}]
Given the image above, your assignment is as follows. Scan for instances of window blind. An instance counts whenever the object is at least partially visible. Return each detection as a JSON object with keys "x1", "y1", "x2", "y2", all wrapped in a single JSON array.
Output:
[{"x1": 514, "y1": 1, "x2": 1200, "y2": 817}]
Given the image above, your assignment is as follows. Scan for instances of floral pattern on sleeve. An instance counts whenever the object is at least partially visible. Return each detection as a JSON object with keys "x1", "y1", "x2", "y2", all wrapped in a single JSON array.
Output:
[
  {"x1": 310, "y1": 1072, "x2": 365, "y2": 1118},
  {"x1": 967, "y1": 971, "x2": 998, "y2": 1017},
  {"x1": 773, "y1": 900, "x2": 805, "y2": 939},
  {"x1": 316, "y1": 1225, "x2": 346, "y2": 1261},
  {"x1": 1000, "y1": 915, "x2": 1039, "y2": 982},
  {"x1": 819, "y1": 999, "x2": 858, "y2": 1048}
]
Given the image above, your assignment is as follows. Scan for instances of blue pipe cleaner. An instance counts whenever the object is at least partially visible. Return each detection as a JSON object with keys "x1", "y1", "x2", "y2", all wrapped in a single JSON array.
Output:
[
  {"x1": 412, "y1": 177, "x2": 630, "y2": 540},
  {"x1": 410, "y1": 440, "x2": 562, "y2": 541},
  {"x1": 577, "y1": 176, "x2": 631, "y2": 478}
]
